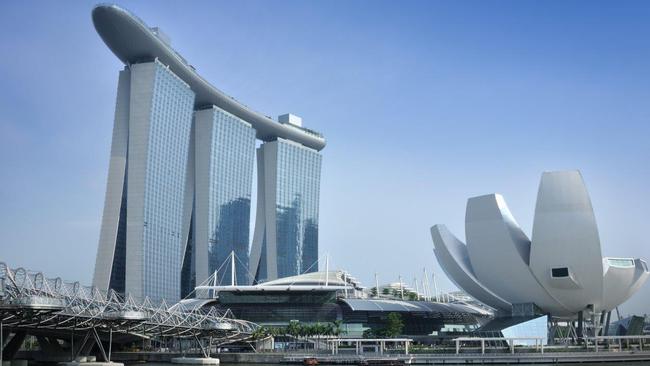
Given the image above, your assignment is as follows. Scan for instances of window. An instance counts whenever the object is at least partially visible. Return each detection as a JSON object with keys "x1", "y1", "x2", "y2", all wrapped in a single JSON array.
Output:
[
  {"x1": 551, "y1": 267, "x2": 569, "y2": 278},
  {"x1": 607, "y1": 258, "x2": 635, "y2": 268}
]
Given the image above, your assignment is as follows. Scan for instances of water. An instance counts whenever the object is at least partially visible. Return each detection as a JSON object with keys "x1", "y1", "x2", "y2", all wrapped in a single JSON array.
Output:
[{"x1": 136, "y1": 363, "x2": 650, "y2": 366}]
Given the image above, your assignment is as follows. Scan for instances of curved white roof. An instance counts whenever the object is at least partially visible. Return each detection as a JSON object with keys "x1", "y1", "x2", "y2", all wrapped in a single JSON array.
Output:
[
  {"x1": 261, "y1": 271, "x2": 349, "y2": 287},
  {"x1": 92, "y1": 4, "x2": 326, "y2": 151},
  {"x1": 340, "y1": 298, "x2": 490, "y2": 317}
]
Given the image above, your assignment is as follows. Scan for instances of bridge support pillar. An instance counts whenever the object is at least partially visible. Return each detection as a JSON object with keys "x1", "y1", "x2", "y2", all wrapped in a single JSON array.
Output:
[
  {"x1": 36, "y1": 336, "x2": 64, "y2": 355},
  {"x1": 3, "y1": 332, "x2": 26, "y2": 361},
  {"x1": 75, "y1": 329, "x2": 109, "y2": 362}
]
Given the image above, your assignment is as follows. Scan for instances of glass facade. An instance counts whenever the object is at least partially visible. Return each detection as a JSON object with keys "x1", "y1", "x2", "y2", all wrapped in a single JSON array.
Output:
[
  {"x1": 275, "y1": 140, "x2": 322, "y2": 278},
  {"x1": 203, "y1": 107, "x2": 256, "y2": 286},
  {"x1": 141, "y1": 61, "x2": 195, "y2": 302},
  {"x1": 208, "y1": 290, "x2": 477, "y2": 335},
  {"x1": 253, "y1": 139, "x2": 322, "y2": 282},
  {"x1": 501, "y1": 315, "x2": 548, "y2": 345},
  {"x1": 607, "y1": 258, "x2": 635, "y2": 268}
]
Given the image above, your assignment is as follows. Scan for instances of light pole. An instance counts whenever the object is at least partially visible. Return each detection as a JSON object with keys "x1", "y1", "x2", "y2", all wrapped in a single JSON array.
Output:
[
  {"x1": 398, "y1": 275, "x2": 404, "y2": 300},
  {"x1": 432, "y1": 273, "x2": 439, "y2": 303},
  {"x1": 374, "y1": 273, "x2": 379, "y2": 298}
]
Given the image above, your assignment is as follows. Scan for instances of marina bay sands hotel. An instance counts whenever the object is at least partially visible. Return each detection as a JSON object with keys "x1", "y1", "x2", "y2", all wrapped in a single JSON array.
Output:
[{"x1": 91, "y1": 5, "x2": 324, "y2": 302}]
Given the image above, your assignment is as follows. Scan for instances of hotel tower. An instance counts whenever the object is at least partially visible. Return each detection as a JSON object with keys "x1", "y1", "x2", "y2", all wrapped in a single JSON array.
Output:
[{"x1": 91, "y1": 5, "x2": 325, "y2": 302}]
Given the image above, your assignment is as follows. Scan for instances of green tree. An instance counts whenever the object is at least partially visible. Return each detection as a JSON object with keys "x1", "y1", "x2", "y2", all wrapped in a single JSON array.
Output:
[
  {"x1": 251, "y1": 326, "x2": 270, "y2": 340},
  {"x1": 384, "y1": 312, "x2": 404, "y2": 337},
  {"x1": 324, "y1": 323, "x2": 334, "y2": 337},
  {"x1": 332, "y1": 320, "x2": 344, "y2": 336},
  {"x1": 370, "y1": 287, "x2": 378, "y2": 297},
  {"x1": 313, "y1": 323, "x2": 327, "y2": 350},
  {"x1": 382, "y1": 288, "x2": 391, "y2": 295},
  {"x1": 287, "y1": 320, "x2": 300, "y2": 349},
  {"x1": 363, "y1": 329, "x2": 375, "y2": 338},
  {"x1": 287, "y1": 320, "x2": 300, "y2": 337}
]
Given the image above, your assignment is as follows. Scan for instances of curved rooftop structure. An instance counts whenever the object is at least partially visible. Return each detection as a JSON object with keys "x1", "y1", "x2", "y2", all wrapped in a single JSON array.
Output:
[{"x1": 92, "y1": 4, "x2": 326, "y2": 151}]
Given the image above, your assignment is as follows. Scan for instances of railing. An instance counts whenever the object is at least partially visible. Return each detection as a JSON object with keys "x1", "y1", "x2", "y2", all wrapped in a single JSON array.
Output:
[
  {"x1": 453, "y1": 337, "x2": 546, "y2": 354},
  {"x1": 586, "y1": 335, "x2": 650, "y2": 352}
]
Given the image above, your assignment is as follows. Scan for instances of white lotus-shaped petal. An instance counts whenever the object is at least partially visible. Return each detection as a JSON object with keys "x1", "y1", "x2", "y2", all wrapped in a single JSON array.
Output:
[
  {"x1": 530, "y1": 171, "x2": 604, "y2": 313},
  {"x1": 430, "y1": 225, "x2": 511, "y2": 311},
  {"x1": 431, "y1": 170, "x2": 649, "y2": 316},
  {"x1": 465, "y1": 194, "x2": 569, "y2": 315},
  {"x1": 601, "y1": 258, "x2": 649, "y2": 310}
]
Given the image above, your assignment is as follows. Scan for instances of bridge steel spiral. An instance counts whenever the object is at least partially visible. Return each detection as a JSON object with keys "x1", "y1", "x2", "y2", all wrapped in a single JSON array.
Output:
[{"x1": 0, "y1": 261, "x2": 258, "y2": 360}]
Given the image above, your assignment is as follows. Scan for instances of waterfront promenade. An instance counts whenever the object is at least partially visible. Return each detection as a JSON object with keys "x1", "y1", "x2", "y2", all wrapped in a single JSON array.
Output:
[
  {"x1": 14, "y1": 348, "x2": 650, "y2": 365},
  {"x1": 284, "y1": 351, "x2": 650, "y2": 364},
  {"x1": 55, "y1": 350, "x2": 650, "y2": 364}
]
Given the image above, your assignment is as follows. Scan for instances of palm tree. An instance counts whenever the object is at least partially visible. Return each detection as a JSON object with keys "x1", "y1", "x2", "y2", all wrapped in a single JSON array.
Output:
[
  {"x1": 313, "y1": 323, "x2": 328, "y2": 350},
  {"x1": 332, "y1": 320, "x2": 344, "y2": 337},
  {"x1": 287, "y1": 320, "x2": 300, "y2": 350},
  {"x1": 325, "y1": 323, "x2": 334, "y2": 337},
  {"x1": 251, "y1": 326, "x2": 269, "y2": 340}
]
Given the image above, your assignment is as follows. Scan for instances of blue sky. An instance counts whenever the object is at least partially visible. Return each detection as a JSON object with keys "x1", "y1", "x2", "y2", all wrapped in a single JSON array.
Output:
[{"x1": 1, "y1": 1, "x2": 649, "y2": 314}]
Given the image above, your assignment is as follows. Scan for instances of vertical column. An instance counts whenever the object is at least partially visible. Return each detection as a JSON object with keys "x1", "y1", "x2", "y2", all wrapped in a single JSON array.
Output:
[
  {"x1": 577, "y1": 311, "x2": 584, "y2": 340},
  {"x1": 93, "y1": 68, "x2": 131, "y2": 293}
]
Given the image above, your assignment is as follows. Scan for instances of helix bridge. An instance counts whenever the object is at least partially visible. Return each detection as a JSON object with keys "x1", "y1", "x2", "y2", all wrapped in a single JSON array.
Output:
[{"x1": 0, "y1": 262, "x2": 258, "y2": 361}]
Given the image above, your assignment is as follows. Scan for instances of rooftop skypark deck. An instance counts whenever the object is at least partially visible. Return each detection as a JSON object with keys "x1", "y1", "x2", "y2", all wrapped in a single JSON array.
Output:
[{"x1": 92, "y1": 4, "x2": 326, "y2": 151}]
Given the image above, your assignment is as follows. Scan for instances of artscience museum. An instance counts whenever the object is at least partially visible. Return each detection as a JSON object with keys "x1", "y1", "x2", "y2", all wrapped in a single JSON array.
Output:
[{"x1": 430, "y1": 171, "x2": 649, "y2": 326}]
